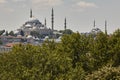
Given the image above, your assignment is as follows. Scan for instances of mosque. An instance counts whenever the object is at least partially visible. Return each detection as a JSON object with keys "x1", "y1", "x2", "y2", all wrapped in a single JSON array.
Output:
[
  {"x1": 81, "y1": 20, "x2": 108, "y2": 36},
  {"x1": 90, "y1": 20, "x2": 107, "y2": 35},
  {"x1": 90, "y1": 20, "x2": 102, "y2": 34},
  {"x1": 16, "y1": 8, "x2": 108, "y2": 39},
  {"x1": 17, "y1": 9, "x2": 53, "y2": 37}
]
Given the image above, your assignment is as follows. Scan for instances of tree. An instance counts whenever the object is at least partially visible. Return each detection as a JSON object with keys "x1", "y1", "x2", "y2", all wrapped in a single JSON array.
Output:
[
  {"x1": 64, "y1": 29, "x2": 73, "y2": 34},
  {"x1": 88, "y1": 32, "x2": 111, "y2": 70},
  {"x1": 0, "y1": 29, "x2": 120, "y2": 79},
  {"x1": 0, "y1": 30, "x2": 5, "y2": 35},
  {"x1": 61, "y1": 33, "x2": 89, "y2": 68},
  {"x1": 85, "y1": 66, "x2": 120, "y2": 80},
  {"x1": 9, "y1": 31, "x2": 15, "y2": 36},
  {"x1": 20, "y1": 30, "x2": 24, "y2": 36},
  {"x1": 59, "y1": 29, "x2": 73, "y2": 35},
  {"x1": 0, "y1": 40, "x2": 2, "y2": 45},
  {"x1": 109, "y1": 29, "x2": 120, "y2": 66},
  {"x1": 5, "y1": 31, "x2": 8, "y2": 36}
]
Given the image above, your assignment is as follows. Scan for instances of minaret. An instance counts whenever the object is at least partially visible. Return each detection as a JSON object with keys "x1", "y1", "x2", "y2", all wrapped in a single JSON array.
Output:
[
  {"x1": 93, "y1": 20, "x2": 96, "y2": 28},
  {"x1": 44, "y1": 18, "x2": 47, "y2": 27},
  {"x1": 105, "y1": 20, "x2": 107, "y2": 35},
  {"x1": 30, "y1": 9, "x2": 32, "y2": 18},
  {"x1": 51, "y1": 8, "x2": 54, "y2": 30},
  {"x1": 64, "y1": 17, "x2": 67, "y2": 30}
]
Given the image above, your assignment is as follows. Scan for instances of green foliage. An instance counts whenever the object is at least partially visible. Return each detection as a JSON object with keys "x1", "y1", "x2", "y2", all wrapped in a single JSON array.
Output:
[
  {"x1": 59, "y1": 29, "x2": 73, "y2": 35},
  {"x1": 0, "y1": 43, "x2": 85, "y2": 80},
  {"x1": 0, "y1": 30, "x2": 5, "y2": 35},
  {"x1": 0, "y1": 40, "x2": 2, "y2": 45},
  {"x1": 5, "y1": 31, "x2": 8, "y2": 36},
  {"x1": 9, "y1": 31, "x2": 15, "y2": 36},
  {"x1": 90, "y1": 32, "x2": 110, "y2": 70},
  {"x1": 85, "y1": 66, "x2": 120, "y2": 80},
  {"x1": 61, "y1": 33, "x2": 89, "y2": 68},
  {"x1": 0, "y1": 29, "x2": 120, "y2": 79},
  {"x1": 109, "y1": 29, "x2": 120, "y2": 67},
  {"x1": 20, "y1": 30, "x2": 24, "y2": 36}
]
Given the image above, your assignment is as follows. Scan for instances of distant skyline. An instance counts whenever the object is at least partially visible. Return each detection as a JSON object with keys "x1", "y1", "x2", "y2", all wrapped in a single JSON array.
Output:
[{"x1": 0, "y1": 0, "x2": 120, "y2": 33}]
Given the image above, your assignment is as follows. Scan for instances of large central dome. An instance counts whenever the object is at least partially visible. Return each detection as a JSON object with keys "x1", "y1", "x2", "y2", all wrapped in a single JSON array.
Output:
[
  {"x1": 23, "y1": 18, "x2": 43, "y2": 29},
  {"x1": 27, "y1": 19, "x2": 41, "y2": 24},
  {"x1": 91, "y1": 27, "x2": 102, "y2": 34},
  {"x1": 21, "y1": 9, "x2": 45, "y2": 29}
]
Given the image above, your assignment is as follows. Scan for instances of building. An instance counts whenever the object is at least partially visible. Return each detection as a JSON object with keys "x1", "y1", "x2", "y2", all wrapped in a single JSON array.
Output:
[
  {"x1": 90, "y1": 20, "x2": 102, "y2": 34},
  {"x1": 81, "y1": 20, "x2": 102, "y2": 36},
  {"x1": 17, "y1": 9, "x2": 52, "y2": 37}
]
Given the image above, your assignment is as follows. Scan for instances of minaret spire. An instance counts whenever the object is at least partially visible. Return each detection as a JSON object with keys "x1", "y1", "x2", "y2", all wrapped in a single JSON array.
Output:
[
  {"x1": 105, "y1": 20, "x2": 107, "y2": 35},
  {"x1": 51, "y1": 8, "x2": 54, "y2": 30},
  {"x1": 94, "y1": 20, "x2": 96, "y2": 28},
  {"x1": 30, "y1": 9, "x2": 32, "y2": 18},
  {"x1": 64, "y1": 17, "x2": 67, "y2": 30},
  {"x1": 45, "y1": 18, "x2": 47, "y2": 27}
]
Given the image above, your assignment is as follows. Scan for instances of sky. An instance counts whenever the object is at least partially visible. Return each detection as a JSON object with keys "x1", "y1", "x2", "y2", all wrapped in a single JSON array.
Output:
[{"x1": 0, "y1": 0, "x2": 120, "y2": 33}]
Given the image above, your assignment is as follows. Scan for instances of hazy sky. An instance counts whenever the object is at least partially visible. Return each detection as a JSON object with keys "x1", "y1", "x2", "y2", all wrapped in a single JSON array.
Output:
[{"x1": 0, "y1": 0, "x2": 120, "y2": 33}]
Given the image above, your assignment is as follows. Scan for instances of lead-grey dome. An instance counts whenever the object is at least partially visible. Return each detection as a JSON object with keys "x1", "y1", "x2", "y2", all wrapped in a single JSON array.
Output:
[
  {"x1": 23, "y1": 18, "x2": 44, "y2": 28},
  {"x1": 91, "y1": 27, "x2": 102, "y2": 34},
  {"x1": 25, "y1": 19, "x2": 41, "y2": 25}
]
